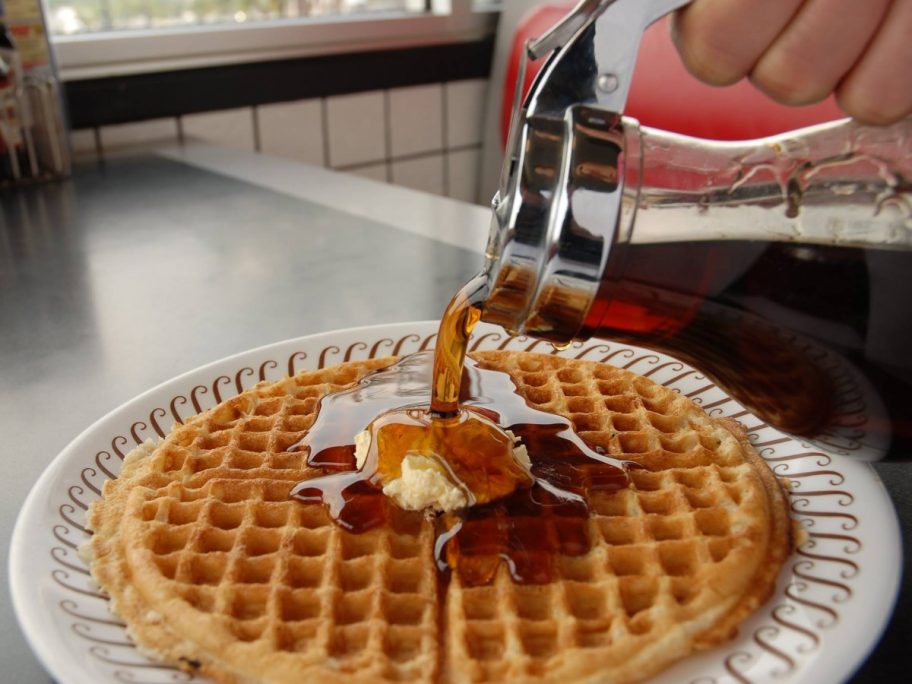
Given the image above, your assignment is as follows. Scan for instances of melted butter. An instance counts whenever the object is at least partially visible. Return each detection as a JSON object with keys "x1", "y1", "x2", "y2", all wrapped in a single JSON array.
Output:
[
  {"x1": 291, "y1": 351, "x2": 630, "y2": 586},
  {"x1": 367, "y1": 407, "x2": 533, "y2": 508}
]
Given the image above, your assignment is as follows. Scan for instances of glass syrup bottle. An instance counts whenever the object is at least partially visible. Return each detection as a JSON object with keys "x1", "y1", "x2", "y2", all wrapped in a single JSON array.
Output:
[{"x1": 480, "y1": 115, "x2": 912, "y2": 459}]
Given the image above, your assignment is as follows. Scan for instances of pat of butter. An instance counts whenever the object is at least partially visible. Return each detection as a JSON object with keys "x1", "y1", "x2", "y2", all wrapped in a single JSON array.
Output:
[
  {"x1": 506, "y1": 429, "x2": 531, "y2": 471},
  {"x1": 382, "y1": 453, "x2": 469, "y2": 513},
  {"x1": 354, "y1": 430, "x2": 372, "y2": 470},
  {"x1": 353, "y1": 428, "x2": 532, "y2": 513}
]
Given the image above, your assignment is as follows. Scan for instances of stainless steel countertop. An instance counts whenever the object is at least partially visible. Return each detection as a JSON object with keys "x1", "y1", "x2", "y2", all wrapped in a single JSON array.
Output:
[{"x1": 2, "y1": 149, "x2": 907, "y2": 683}]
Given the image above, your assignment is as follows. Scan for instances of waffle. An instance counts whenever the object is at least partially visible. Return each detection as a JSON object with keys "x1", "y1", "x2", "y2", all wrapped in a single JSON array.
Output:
[{"x1": 85, "y1": 351, "x2": 791, "y2": 684}]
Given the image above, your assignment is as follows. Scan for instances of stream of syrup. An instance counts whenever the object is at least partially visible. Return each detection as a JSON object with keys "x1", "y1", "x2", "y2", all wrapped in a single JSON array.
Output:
[{"x1": 290, "y1": 274, "x2": 630, "y2": 586}]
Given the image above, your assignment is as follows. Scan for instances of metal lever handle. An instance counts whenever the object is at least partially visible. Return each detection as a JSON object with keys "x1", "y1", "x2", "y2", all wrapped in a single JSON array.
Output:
[
  {"x1": 527, "y1": 0, "x2": 619, "y2": 59},
  {"x1": 524, "y1": 0, "x2": 693, "y2": 116}
]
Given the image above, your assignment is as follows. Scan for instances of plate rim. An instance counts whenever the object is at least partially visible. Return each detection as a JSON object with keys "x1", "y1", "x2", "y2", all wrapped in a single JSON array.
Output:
[
  {"x1": 9, "y1": 320, "x2": 903, "y2": 684},
  {"x1": 10, "y1": 321, "x2": 431, "y2": 684}
]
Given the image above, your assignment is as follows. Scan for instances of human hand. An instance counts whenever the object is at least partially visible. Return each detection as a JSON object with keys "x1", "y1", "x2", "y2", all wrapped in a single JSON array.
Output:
[{"x1": 670, "y1": 0, "x2": 912, "y2": 125}]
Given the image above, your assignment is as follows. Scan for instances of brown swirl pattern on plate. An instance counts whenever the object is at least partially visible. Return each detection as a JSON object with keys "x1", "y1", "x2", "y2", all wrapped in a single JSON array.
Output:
[{"x1": 47, "y1": 329, "x2": 864, "y2": 684}]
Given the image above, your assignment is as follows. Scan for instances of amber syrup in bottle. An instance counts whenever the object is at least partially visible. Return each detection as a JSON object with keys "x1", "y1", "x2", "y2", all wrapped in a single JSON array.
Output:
[{"x1": 580, "y1": 239, "x2": 912, "y2": 456}]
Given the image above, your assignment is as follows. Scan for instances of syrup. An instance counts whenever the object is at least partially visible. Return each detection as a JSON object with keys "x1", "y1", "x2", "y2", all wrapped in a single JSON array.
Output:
[
  {"x1": 581, "y1": 240, "x2": 912, "y2": 449},
  {"x1": 430, "y1": 271, "x2": 487, "y2": 416},
  {"x1": 290, "y1": 349, "x2": 629, "y2": 586}
]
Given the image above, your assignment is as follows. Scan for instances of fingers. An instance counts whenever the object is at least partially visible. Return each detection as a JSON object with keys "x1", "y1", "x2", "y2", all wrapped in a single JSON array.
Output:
[
  {"x1": 670, "y1": 0, "x2": 804, "y2": 86},
  {"x1": 750, "y1": 0, "x2": 892, "y2": 107},
  {"x1": 672, "y1": 0, "x2": 910, "y2": 124},
  {"x1": 836, "y1": 0, "x2": 912, "y2": 124}
]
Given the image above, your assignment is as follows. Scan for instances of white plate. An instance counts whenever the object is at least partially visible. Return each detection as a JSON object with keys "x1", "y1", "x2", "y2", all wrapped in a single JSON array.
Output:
[{"x1": 10, "y1": 321, "x2": 902, "y2": 684}]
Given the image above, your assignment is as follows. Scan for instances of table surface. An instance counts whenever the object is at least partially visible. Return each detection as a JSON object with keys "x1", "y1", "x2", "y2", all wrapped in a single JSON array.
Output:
[{"x1": 1, "y1": 147, "x2": 907, "y2": 683}]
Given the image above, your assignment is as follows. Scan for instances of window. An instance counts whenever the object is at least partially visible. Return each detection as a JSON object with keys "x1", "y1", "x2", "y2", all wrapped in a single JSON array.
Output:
[
  {"x1": 47, "y1": 0, "x2": 499, "y2": 81},
  {"x1": 47, "y1": 0, "x2": 430, "y2": 36}
]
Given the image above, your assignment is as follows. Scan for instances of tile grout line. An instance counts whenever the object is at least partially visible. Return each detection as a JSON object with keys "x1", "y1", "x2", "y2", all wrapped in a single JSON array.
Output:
[
  {"x1": 92, "y1": 127, "x2": 104, "y2": 166},
  {"x1": 251, "y1": 107, "x2": 262, "y2": 153},
  {"x1": 320, "y1": 98, "x2": 331, "y2": 169},
  {"x1": 441, "y1": 82, "x2": 450, "y2": 198},
  {"x1": 383, "y1": 90, "x2": 393, "y2": 184}
]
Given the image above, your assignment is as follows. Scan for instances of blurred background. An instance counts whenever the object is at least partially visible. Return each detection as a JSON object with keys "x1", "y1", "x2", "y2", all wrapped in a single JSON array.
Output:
[
  {"x1": 3, "y1": 0, "x2": 844, "y2": 198},
  {"x1": 3, "y1": 0, "x2": 508, "y2": 198}
]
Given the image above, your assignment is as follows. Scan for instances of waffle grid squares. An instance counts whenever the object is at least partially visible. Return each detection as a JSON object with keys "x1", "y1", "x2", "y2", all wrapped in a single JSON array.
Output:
[
  {"x1": 444, "y1": 352, "x2": 776, "y2": 682},
  {"x1": 141, "y1": 479, "x2": 439, "y2": 673},
  {"x1": 89, "y1": 353, "x2": 787, "y2": 684}
]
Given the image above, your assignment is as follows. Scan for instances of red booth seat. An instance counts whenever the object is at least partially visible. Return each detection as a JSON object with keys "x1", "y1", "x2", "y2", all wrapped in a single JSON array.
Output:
[{"x1": 502, "y1": 4, "x2": 843, "y2": 146}]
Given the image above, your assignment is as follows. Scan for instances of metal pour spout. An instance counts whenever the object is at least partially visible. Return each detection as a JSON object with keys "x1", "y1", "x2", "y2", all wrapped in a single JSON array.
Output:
[{"x1": 484, "y1": 0, "x2": 693, "y2": 342}]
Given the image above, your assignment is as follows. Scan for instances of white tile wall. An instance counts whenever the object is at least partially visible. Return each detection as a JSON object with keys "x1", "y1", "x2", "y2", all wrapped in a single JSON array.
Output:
[
  {"x1": 326, "y1": 91, "x2": 386, "y2": 167},
  {"x1": 257, "y1": 99, "x2": 324, "y2": 166},
  {"x1": 69, "y1": 79, "x2": 490, "y2": 202},
  {"x1": 99, "y1": 118, "x2": 179, "y2": 154},
  {"x1": 447, "y1": 148, "x2": 482, "y2": 204},
  {"x1": 69, "y1": 129, "x2": 98, "y2": 163},
  {"x1": 389, "y1": 84, "x2": 443, "y2": 157},
  {"x1": 446, "y1": 79, "x2": 488, "y2": 147},
  {"x1": 391, "y1": 155, "x2": 445, "y2": 196},
  {"x1": 182, "y1": 108, "x2": 256, "y2": 151}
]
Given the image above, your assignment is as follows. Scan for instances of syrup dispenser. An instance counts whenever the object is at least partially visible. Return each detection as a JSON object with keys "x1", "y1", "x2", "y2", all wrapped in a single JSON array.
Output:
[{"x1": 480, "y1": 0, "x2": 912, "y2": 457}]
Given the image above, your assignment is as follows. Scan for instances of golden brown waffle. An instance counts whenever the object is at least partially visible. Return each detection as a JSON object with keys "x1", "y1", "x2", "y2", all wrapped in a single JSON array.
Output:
[{"x1": 85, "y1": 351, "x2": 791, "y2": 684}]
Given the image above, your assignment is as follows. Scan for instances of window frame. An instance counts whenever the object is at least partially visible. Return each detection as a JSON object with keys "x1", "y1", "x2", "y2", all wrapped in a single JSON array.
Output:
[{"x1": 51, "y1": 0, "x2": 500, "y2": 81}]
